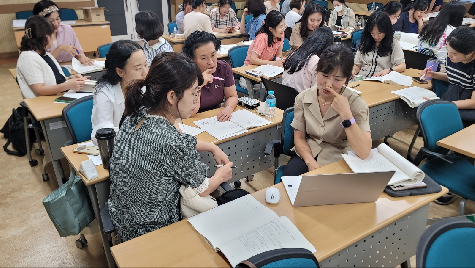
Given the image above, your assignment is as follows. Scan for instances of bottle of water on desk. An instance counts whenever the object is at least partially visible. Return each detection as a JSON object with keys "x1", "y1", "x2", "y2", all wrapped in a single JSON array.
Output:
[
  {"x1": 265, "y1": 91, "x2": 276, "y2": 118},
  {"x1": 171, "y1": 27, "x2": 177, "y2": 38}
]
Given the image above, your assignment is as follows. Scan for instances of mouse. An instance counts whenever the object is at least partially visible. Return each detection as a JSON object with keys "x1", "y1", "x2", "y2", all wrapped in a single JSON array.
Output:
[{"x1": 266, "y1": 187, "x2": 280, "y2": 204}]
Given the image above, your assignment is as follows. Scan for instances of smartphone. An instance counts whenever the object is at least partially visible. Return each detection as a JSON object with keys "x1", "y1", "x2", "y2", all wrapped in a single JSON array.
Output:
[{"x1": 412, "y1": 77, "x2": 428, "y2": 84}]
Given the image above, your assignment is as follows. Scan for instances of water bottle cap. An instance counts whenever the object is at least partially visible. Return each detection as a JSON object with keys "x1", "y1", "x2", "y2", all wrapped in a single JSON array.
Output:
[
  {"x1": 268, "y1": 91, "x2": 274, "y2": 95},
  {"x1": 95, "y1": 128, "x2": 116, "y2": 140}
]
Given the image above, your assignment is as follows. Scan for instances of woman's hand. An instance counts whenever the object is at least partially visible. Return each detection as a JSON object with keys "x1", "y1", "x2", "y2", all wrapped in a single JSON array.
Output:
[
  {"x1": 217, "y1": 105, "x2": 233, "y2": 122},
  {"x1": 211, "y1": 145, "x2": 230, "y2": 165},
  {"x1": 214, "y1": 162, "x2": 234, "y2": 182},
  {"x1": 373, "y1": 69, "x2": 390, "y2": 77},
  {"x1": 60, "y1": 44, "x2": 79, "y2": 57},
  {"x1": 242, "y1": 8, "x2": 248, "y2": 17},
  {"x1": 66, "y1": 77, "x2": 86, "y2": 91},
  {"x1": 419, "y1": 67, "x2": 435, "y2": 79},
  {"x1": 306, "y1": 159, "x2": 322, "y2": 171},
  {"x1": 202, "y1": 69, "x2": 214, "y2": 85},
  {"x1": 77, "y1": 54, "x2": 94, "y2": 66},
  {"x1": 328, "y1": 87, "x2": 353, "y2": 120}
]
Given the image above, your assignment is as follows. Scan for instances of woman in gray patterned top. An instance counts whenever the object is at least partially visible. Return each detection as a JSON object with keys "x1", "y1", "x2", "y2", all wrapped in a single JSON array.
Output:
[{"x1": 109, "y1": 52, "x2": 234, "y2": 242}]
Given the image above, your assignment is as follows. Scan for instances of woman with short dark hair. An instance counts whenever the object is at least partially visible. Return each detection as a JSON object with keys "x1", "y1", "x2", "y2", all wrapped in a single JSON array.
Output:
[
  {"x1": 135, "y1": 11, "x2": 173, "y2": 67},
  {"x1": 285, "y1": 0, "x2": 305, "y2": 28},
  {"x1": 239, "y1": 0, "x2": 267, "y2": 40},
  {"x1": 393, "y1": 0, "x2": 428, "y2": 33},
  {"x1": 290, "y1": 3, "x2": 326, "y2": 49},
  {"x1": 16, "y1": 15, "x2": 86, "y2": 99},
  {"x1": 381, "y1": 1, "x2": 402, "y2": 25}
]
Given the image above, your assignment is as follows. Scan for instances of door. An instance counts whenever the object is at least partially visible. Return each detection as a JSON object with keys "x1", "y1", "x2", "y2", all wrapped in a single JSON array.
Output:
[{"x1": 97, "y1": 0, "x2": 128, "y2": 41}]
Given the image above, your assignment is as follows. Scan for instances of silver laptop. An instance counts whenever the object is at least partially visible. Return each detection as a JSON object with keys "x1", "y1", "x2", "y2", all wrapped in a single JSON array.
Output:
[{"x1": 281, "y1": 172, "x2": 395, "y2": 207}]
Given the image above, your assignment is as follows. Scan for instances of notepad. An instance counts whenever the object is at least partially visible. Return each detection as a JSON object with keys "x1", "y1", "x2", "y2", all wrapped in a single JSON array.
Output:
[
  {"x1": 218, "y1": 44, "x2": 237, "y2": 55},
  {"x1": 391, "y1": 86, "x2": 439, "y2": 108},
  {"x1": 245, "y1": 65, "x2": 284, "y2": 78},
  {"x1": 342, "y1": 143, "x2": 425, "y2": 186},
  {"x1": 178, "y1": 123, "x2": 203, "y2": 136},
  {"x1": 193, "y1": 109, "x2": 272, "y2": 140},
  {"x1": 364, "y1": 71, "x2": 413, "y2": 86},
  {"x1": 54, "y1": 92, "x2": 93, "y2": 103},
  {"x1": 72, "y1": 58, "x2": 105, "y2": 74},
  {"x1": 188, "y1": 195, "x2": 316, "y2": 267}
]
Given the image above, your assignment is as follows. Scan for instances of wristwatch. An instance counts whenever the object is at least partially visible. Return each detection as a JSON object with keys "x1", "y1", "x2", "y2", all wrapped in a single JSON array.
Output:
[{"x1": 341, "y1": 118, "x2": 356, "y2": 128}]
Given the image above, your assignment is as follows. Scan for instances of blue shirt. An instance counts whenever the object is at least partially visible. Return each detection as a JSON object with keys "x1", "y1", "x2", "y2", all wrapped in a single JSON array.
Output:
[
  {"x1": 176, "y1": 11, "x2": 185, "y2": 34},
  {"x1": 245, "y1": 14, "x2": 266, "y2": 40},
  {"x1": 393, "y1": 12, "x2": 418, "y2": 34},
  {"x1": 446, "y1": 58, "x2": 475, "y2": 91}
]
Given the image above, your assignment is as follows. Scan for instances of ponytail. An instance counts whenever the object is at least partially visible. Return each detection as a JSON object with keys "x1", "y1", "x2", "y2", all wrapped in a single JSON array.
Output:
[{"x1": 124, "y1": 79, "x2": 146, "y2": 117}]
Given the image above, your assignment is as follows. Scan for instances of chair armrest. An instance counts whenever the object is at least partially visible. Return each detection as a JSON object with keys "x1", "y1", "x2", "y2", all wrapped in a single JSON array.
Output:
[
  {"x1": 100, "y1": 204, "x2": 115, "y2": 234},
  {"x1": 64, "y1": 140, "x2": 73, "y2": 147},
  {"x1": 420, "y1": 147, "x2": 455, "y2": 164},
  {"x1": 265, "y1": 140, "x2": 281, "y2": 156},
  {"x1": 219, "y1": 182, "x2": 234, "y2": 192}
]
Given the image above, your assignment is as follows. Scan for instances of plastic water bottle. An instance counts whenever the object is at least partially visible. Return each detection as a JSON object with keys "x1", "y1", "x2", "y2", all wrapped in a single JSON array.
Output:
[
  {"x1": 171, "y1": 27, "x2": 177, "y2": 38},
  {"x1": 371, "y1": 2, "x2": 376, "y2": 12},
  {"x1": 265, "y1": 91, "x2": 276, "y2": 118}
]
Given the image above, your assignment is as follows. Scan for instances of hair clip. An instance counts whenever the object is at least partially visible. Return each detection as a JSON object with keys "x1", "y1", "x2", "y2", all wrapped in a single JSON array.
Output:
[
  {"x1": 39, "y1": 5, "x2": 59, "y2": 17},
  {"x1": 24, "y1": 28, "x2": 32, "y2": 39}
]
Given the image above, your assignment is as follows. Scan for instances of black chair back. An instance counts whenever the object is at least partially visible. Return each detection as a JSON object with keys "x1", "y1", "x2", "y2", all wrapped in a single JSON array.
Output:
[
  {"x1": 261, "y1": 77, "x2": 299, "y2": 111},
  {"x1": 403, "y1": 50, "x2": 433, "y2": 70}
]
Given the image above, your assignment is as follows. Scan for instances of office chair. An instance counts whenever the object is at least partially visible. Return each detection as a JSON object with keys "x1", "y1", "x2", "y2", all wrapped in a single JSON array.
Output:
[
  {"x1": 367, "y1": 2, "x2": 383, "y2": 10},
  {"x1": 62, "y1": 95, "x2": 94, "y2": 144},
  {"x1": 236, "y1": 248, "x2": 320, "y2": 268},
  {"x1": 167, "y1": 21, "x2": 177, "y2": 34},
  {"x1": 97, "y1": 42, "x2": 114, "y2": 58},
  {"x1": 261, "y1": 77, "x2": 298, "y2": 111},
  {"x1": 283, "y1": 38, "x2": 291, "y2": 52},
  {"x1": 309, "y1": 0, "x2": 328, "y2": 8},
  {"x1": 16, "y1": 11, "x2": 33, "y2": 19},
  {"x1": 59, "y1": 8, "x2": 78, "y2": 20},
  {"x1": 245, "y1": 15, "x2": 252, "y2": 24},
  {"x1": 265, "y1": 107, "x2": 295, "y2": 184},
  {"x1": 403, "y1": 50, "x2": 433, "y2": 70},
  {"x1": 230, "y1": 0, "x2": 237, "y2": 14},
  {"x1": 229, "y1": 45, "x2": 250, "y2": 95},
  {"x1": 417, "y1": 218, "x2": 475, "y2": 268},
  {"x1": 412, "y1": 100, "x2": 475, "y2": 215},
  {"x1": 352, "y1": 29, "x2": 363, "y2": 52}
]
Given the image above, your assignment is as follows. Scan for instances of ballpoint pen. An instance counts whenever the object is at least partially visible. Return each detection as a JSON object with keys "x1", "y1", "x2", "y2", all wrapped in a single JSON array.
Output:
[
  {"x1": 215, "y1": 165, "x2": 237, "y2": 168},
  {"x1": 213, "y1": 77, "x2": 224, "y2": 81},
  {"x1": 420, "y1": 65, "x2": 433, "y2": 80}
]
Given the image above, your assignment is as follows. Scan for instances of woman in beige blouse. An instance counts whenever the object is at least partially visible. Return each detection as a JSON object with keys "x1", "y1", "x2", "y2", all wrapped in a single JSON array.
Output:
[
  {"x1": 264, "y1": 0, "x2": 281, "y2": 14},
  {"x1": 328, "y1": 0, "x2": 356, "y2": 29},
  {"x1": 290, "y1": 2, "x2": 326, "y2": 49},
  {"x1": 283, "y1": 44, "x2": 372, "y2": 176},
  {"x1": 353, "y1": 12, "x2": 406, "y2": 78}
]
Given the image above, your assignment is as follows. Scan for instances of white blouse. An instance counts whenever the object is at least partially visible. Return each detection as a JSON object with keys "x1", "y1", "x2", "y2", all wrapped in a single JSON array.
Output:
[{"x1": 91, "y1": 82, "x2": 124, "y2": 141}]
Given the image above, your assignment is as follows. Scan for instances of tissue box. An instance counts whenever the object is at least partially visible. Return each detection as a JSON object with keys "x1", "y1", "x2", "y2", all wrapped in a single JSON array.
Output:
[{"x1": 82, "y1": 7, "x2": 105, "y2": 22}]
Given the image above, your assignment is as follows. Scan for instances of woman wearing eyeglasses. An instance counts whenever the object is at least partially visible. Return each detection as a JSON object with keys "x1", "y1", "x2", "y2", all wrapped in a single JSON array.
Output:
[{"x1": 381, "y1": 1, "x2": 402, "y2": 25}]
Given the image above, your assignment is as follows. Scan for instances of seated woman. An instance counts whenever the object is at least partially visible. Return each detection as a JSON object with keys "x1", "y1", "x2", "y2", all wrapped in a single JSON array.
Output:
[
  {"x1": 210, "y1": 0, "x2": 240, "y2": 33},
  {"x1": 423, "y1": 27, "x2": 475, "y2": 124},
  {"x1": 290, "y1": 3, "x2": 326, "y2": 50},
  {"x1": 381, "y1": 1, "x2": 402, "y2": 25},
  {"x1": 283, "y1": 44, "x2": 371, "y2": 176},
  {"x1": 16, "y1": 16, "x2": 86, "y2": 99},
  {"x1": 285, "y1": 0, "x2": 305, "y2": 29},
  {"x1": 353, "y1": 12, "x2": 406, "y2": 78},
  {"x1": 33, "y1": 0, "x2": 93, "y2": 65},
  {"x1": 264, "y1": 0, "x2": 281, "y2": 14},
  {"x1": 176, "y1": 0, "x2": 192, "y2": 34},
  {"x1": 182, "y1": 32, "x2": 238, "y2": 121},
  {"x1": 328, "y1": 0, "x2": 356, "y2": 29},
  {"x1": 91, "y1": 40, "x2": 148, "y2": 139},
  {"x1": 108, "y1": 52, "x2": 233, "y2": 242},
  {"x1": 244, "y1": 11, "x2": 285, "y2": 67},
  {"x1": 418, "y1": 2, "x2": 465, "y2": 71},
  {"x1": 240, "y1": 0, "x2": 266, "y2": 40},
  {"x1": 184, "y1": 0, "x2": 213, "y2": 39},
  {"x1": 135, "y1": 11, "x2": 173, "y2": 67},
  {"x1": 393, "y1": 0, "x2": 428, "y2": 34},
  {"x1": 283, "y1": 27, "x2": 334, "y2": 93}
]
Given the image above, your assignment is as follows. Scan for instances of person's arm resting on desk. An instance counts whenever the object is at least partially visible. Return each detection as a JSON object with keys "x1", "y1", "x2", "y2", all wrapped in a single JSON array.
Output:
[{"x1": 30, "y1": 74, "x2": 86, "y2": 96}]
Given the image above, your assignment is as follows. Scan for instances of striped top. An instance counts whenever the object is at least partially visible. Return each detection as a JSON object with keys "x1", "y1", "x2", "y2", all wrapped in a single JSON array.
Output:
[{"x1": 446, "y1": 58, "x2": 475, "y2": 91}]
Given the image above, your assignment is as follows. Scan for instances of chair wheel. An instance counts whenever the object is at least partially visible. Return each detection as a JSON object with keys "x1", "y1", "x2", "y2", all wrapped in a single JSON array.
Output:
[
  {"x1": 75, "y1": 237, "x2": 88, "y2": 249},
  {"x1": 234, "y1": 180, "x2": 241, "y2": 188},
  {"x1": 35, "y1": 148, "x2": 44, "y2": 155},
  {"x1": 29, "y1": 159, "x2": 38, "y2": 167},
  {"x1": 42, "y1": 173, "x2": 49, "y2": 182}
]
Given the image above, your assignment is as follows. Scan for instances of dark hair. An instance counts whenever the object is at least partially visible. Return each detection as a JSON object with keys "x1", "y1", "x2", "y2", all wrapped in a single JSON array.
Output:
[
  {"x1": 135, "y1": 11, "x2": 164, "y2": 41},
  {"x1": 284, "y1": 27, "x2": 333, "y2": 74},
  {"x1": 33, "y1": 0, "x2": 60, "y2": 18},
  {"x1": 446, "y1": 27, "x2": 475, "y2": 55},
  {"x1": 255, "y1": 11, "x2": 284, "y2": 47},
  {"x1": 406, "y1": 0, "x2": 428, "y2": 12},
  {"x1": 381, "y1": 1, "x2": 402, "y2": 16},
  {"x1": 218, "y1": 0, "x2": 232, "y2": 7},
  {"x1": 333, "y1": 0, "x2": 345, "y2": 4},
  {"x1": 97, "y1": 40, "x2": 142, "y2": 86},
  {"x1": 247, "y1": 0, "x2": 266, "y2": 17},
  {"x1": 124, "y1": 52, "x2": 204, "y2": 117},
  {"x1": 183, "y1": 0, "x2": 192, "y2": 7},
  {"x1": 419, "y1": 2, "x2": 466, "y2": 46},
  {"x1": 359, "y1": 11, "x2": 394, "y2": 57},
  {"x1": 20, "y1": 15, "x2": 54, "y2": 55},
  {"x1": 316, "y1": 44, "x2": 354, "y2": 83},
  {"x1": 289, "y1": 0, "x2": 305, "y2": 10},
  {"x1": 298, "y1": 3, "x2": 326, "y2": 40},
  {"x1": 192, "y1": 0, "x2": 206, "y2": 9},
  {"x1": 182, "y1": 31, "x2": 221, "y2": 59}
]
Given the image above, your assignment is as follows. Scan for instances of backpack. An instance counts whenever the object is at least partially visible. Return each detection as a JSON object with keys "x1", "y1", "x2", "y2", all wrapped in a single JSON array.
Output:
[{"x1": 0, "y1": 107, "x2": 35, "y2": 157}]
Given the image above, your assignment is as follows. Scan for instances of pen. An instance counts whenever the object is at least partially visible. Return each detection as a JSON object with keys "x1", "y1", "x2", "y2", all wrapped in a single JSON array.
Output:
[
  {"x1": 213, "y1": 77, "x2": 224, "y2": 81},
  {"x1": 351, "y1": 84, "x2": 360, "y2": 88},
  {"x1": 215, "y1": 165, "x2": 237, "y2": 168},
  {"x1": 420, "y1": 65, "x2": 433, "y2": 80},
  {"x1": 71, "y1": 44, "x2": 80, "y2": 55}
]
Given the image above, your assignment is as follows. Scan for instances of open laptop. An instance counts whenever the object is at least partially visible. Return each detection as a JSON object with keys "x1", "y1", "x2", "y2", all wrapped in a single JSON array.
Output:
[{"x1": 281, "y1": 172, "x2": 395, "y2": 207}]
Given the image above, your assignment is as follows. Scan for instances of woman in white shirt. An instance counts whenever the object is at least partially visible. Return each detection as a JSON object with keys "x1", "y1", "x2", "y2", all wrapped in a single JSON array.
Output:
[
  {"x1": 285, "y1": 0, "x2": 305, "y2": 28},
  {"x1": 91, "y1": 40, "x2": 148, "y2": 139},
  {"x1": 16, "y1": 15, "x2": 86, "y2": 99}
]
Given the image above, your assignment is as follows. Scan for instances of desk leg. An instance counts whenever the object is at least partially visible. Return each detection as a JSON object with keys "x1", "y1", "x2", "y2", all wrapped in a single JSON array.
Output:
[{"x1": 40, "y1": 120, "x2": 67, "y2": 186}]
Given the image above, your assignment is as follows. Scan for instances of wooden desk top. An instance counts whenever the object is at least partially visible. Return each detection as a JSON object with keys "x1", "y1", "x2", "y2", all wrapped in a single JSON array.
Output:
[
  {"x1": 110, "y1": 159, "x2": 448, "y2": 267},
  {"x1": 9, "y1": 68, "x2": 16, "y2": 80},
  {"x1": 354, "y1": 10, "x2": 372, "y2": 16},
  {"x1": 13, "y1": 20, "x2": 110, "y2": 31},
  {"x1": 437, "y1": 124, "x2": 475, "y2": 159},
  {"x1": 23, "y1": 95, "x2": 66, "y2": 121},
  {"x1": 232, "y1": 65, "x2": 283, "y2": 83},
  {"x1": 350, "y1": 68, "x2": 432, "y2": 108},
  {"x1": 61, "y1": 143, "x2": 109, "y2": 186},
  {"x1": 163, "y1": 32, "x2": 248, "y2": 44}
]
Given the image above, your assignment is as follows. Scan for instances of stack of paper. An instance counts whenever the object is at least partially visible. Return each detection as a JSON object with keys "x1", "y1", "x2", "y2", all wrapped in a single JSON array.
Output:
[
  {"x1": 245, "y1": 65, "x2": 284, "y2": 78},
  {"x1": 391, "y1": 86, "x2": 439, "y2": 108},
  {"x1": 399, "y1": 40, "x2": 418, "y2": 51},
  {"x1": 72, "y1": 58, "x2": 105, "y2": 74},
  {"x1": 78, "y1": 141, "x2": 102, "y2": 166},
  {"x1": 178, "y1": 123, "x2": 204, "y2": 136},
  {"x1": 218, "y1": 44, "x2": 237, "y2": 55},
  {"x1": 12, "y1": 20, "x2": 26, "y2": 28},
  {"x1": 364, "y1": 71, "x2": 413, "y2": 86},
  {"x1": 463, "y1": 18, "x2": 475, "y2": 25}
]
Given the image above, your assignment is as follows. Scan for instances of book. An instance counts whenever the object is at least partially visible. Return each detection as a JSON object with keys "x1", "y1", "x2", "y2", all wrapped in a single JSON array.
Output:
[
  {"x1": 391, "y1": 86, "x2": 439, "y2": 108},
  {"x1": 342, "y1": 143, "x2": 425, "y2": 186},
  {"x1": 399, "y1": 40, "x2": 418, "y2": 51},
  {"x1": 72, "y1": 58, "x2": 105, "y2": 74},
  {"x1": 364, "y1": 71, "x2": 413, "y2": 86},
  {"x1": 178, "y1": 123, "x2": 203, "y2": 136},
  {"x1": 193, "y1": 109, "x2": 272, "y2": 140},
  {"x1": 54, "y1": 92, "x2": 93, "y2": 103},
  {"x1": 188, "y1": 195, "x2": 316, "y2": 267},
  {"x1": 245, "y1": 65, "x2": 284, "y2": 78}
]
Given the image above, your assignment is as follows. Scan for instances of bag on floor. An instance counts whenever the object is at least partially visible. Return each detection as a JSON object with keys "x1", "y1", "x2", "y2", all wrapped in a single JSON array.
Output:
[
  {"x1": 43, "y1": 171, "x2": 95, "y2": 237},
  {"x1": 0, "y1": 107, "x2": 35, "y2": 157},
  {"x1": 180, "y1": 185, "x2": 218, "y2": 218}
]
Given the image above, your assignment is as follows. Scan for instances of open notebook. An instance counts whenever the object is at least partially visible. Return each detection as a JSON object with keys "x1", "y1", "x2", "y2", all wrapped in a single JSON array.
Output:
[
  {"x1": 188, "y1": 195, "x2": 316, "y2": 267},
  {"x1": 342, "y1": 143, "x2": 425, "y2": 186},
  {"x1": 391, "y1": 86, "x2": 439, "y2": 108},
  {"x1": 364, "y1": 71, "x2": 413, "y2": 86},
  {"x1": 245, "y1": 65, "x2": 284, "y2": 78},
  {"x1": 72, "y1": 58, "x2": 105, "y2": 74},
  {"x1": 193, "y1": 109, "x2": 272, "y2": 140}
]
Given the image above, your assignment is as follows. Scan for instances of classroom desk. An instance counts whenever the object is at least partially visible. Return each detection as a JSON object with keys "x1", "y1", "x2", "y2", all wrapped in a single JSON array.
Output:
[
  {"x1": 13, "y1": 20, "x2": 112, "y2": 53},
  {"x1": 9, "y1": 68, "x2": 16, "y2": 80},
  {"x1": 437, "y1": 124, "x2": 475, "y2": 159},
  {"x1": 232, "y1": 65, "x2": 283, "y2": 99},
  {"x1": 163, "y1": 32, "x2": 248, "y2": 52},
  {"x1": 354, "y1": 10, "x2": 372, "y2": 16},
  {"x1": 109, "y1": 159, "x2": 448, "y2": 267}
]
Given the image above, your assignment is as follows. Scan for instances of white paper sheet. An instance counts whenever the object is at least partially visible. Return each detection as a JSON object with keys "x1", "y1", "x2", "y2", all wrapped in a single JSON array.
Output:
[
  {"x1": 78, "y1": 141, "x2": 103, "y2": 166},
  {"x1": 281, "y1": 176, "x2": 303, "y2": 205},
  {"x1": 218, "y1": 44, "x2": 237, "y2": 55},
  {"x1": 230, "y1": 109, "x2": 272, "y2": 129},
  {"x1": 178, "y1": 123, "x2": 204, "y2": 136},
  {"x1": 194, "y1": 117, "x2": 248, "y2": 140},
  {"x1": 364, "y1": 71, "x2": 413, "y2": 86},
  {"x1": 72, "y1": 58, "x2": 105, "y2": 74},
  {"x1": 399, "y1": 40, "x2": 418, "y2": 51},
  {"x1": 12, "y1": 19, "x2": 26, "y2": 28},
  {"x1": 247, "y1": 65, "x2": 284, "y2": 78}
]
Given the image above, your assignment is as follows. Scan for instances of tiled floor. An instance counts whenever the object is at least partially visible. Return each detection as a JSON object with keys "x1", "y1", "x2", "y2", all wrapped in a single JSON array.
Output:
[{"x1": 0, "y1": 58, "x2": 473, "y2": 267}]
